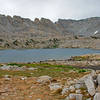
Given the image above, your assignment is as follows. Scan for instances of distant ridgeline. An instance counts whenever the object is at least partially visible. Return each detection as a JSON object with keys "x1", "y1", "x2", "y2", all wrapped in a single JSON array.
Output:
[{"x1": 0, "y1": 14, "x2": 100, "y2": 49}]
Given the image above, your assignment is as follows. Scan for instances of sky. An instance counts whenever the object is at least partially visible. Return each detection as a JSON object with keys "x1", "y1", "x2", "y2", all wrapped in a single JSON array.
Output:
[{"x1": 0, "y1": 0, "x2": 100, "y2": 21}]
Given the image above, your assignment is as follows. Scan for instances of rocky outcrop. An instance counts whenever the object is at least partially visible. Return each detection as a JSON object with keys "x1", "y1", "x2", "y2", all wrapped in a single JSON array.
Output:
[
  {"x1": 84, "y1": 75, "x2": 95, "y2": 96},
  {"x1": 56, "y1": 17, "x2": 100, "y2": 37},
  {"x1": 1, "y1": 14, "x2": 100, "y2": 37},
  {"x1": 1, "y1": 14, "x2": 100, "y2": 49},
  {"x1": 64, "y1": 71, "x2": 100, "y2": 100},
  {"x1": 35, "y1": 70, "x2": 100, "y2": 100}
]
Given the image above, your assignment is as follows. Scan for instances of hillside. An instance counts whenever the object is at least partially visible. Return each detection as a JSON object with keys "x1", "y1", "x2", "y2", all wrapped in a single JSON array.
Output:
[{"x1": 0, "y1": 14, "x2": 100, "y2": 49}]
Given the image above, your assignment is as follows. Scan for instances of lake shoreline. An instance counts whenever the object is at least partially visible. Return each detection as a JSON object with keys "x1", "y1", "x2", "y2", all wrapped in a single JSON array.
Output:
[
  {"x1": 0, "y1": 47, "x2": 100, "y2": 50},
  {"x1": 1, "y1": 54, "x2": 100, "y2": 70}
]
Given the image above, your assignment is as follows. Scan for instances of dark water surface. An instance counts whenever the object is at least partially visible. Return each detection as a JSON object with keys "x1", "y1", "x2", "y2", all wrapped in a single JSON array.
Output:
[{"x1": 0, "y1": 48, "x2": 100, "y2": 63}]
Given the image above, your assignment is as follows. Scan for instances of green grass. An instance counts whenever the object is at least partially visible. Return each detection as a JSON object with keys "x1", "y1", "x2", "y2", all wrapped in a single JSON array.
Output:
[
  {"x1": 0, "y1": 63, "x2": 89, "y2": 77},
  {"x1": 7, "y1": 63, "x2": 23, "y2": 67},
  {"x1": 78, "y1": 69, "x2": 88, "y2": 73},
  {"x1": 71, "y1": 56, "x2": 90, "y2": 61},
  {"x1": 7, "y1": 63, "x2": 76, "y2": 68}
]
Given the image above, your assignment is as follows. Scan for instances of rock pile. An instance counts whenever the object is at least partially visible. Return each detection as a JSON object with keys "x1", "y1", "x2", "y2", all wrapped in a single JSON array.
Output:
[
  {"x1": 0, "y1": 65, "x2": 25, "y2": 71},
  {"x1": 37, "y1": 70, "x2": 100, "y2": 100},
  {"x1": 63, "y1": 70, "x2": 100, "y2": 100},
  {"x1": 64, "y1": 70, "x2": 100, "y2": 100},
  {"x1": 0, "y1": 65, "x2": 38, "y2": 71}
]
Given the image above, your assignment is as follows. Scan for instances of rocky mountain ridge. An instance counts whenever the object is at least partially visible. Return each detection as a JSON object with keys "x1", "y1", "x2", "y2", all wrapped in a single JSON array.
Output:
[
  {"x1": 0, "y1": 14, "x2": 100, "y2": 49},
  {"x1": 1, "y1": 14, "x2": 100, "y2": 37}
]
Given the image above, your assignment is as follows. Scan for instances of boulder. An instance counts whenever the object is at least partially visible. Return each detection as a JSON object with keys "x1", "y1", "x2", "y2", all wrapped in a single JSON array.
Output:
[
  {"x1": 93, "y1": 93, "x2": 100, "y2": 100},
  {"x1": 90, "y1": 70, "x2": 96, "y2": 77},
  {"x1": 97, "y1": 74, "x2": 100, "y2": 85},
  {"x1": 96, "y1": 85, "x2": 100, "y2": 93},
  {"x1": 84, "y1": 75, "x2": 95, "y2": 96}
]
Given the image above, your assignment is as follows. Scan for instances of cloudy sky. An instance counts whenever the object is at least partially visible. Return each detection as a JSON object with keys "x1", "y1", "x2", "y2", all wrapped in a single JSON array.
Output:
[{"x1": 0, "y1": 0, "x2": 100, "y2": 21}]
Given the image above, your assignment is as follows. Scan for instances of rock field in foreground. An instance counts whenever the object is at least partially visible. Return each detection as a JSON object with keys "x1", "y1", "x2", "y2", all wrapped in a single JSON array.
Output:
[{"x1": 0, "y1": 66, "x2": 100, "y2": 100}]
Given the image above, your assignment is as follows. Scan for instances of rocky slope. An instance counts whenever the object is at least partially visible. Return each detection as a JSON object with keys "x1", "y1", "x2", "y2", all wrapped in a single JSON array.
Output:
[
  {"x1": 0, "y1": 63, "x2": 100, "y2": 100},
  {"x1": 0, "y1": 14, "x2": 100, "y2": 49},
  {"x1": 0, "y1": 63, "x2": 90, "y2": 100}
]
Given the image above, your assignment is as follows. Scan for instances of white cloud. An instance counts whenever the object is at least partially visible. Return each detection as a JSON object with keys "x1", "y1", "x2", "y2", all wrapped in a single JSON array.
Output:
[{"x1": 0, "y1": 0, "x2": 100, "y2": 21}]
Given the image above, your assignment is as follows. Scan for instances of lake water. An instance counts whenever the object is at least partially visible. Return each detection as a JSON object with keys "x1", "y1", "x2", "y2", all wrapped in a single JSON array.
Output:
[{"x1": 0, "y1": 48, "x2": 100, "y2": 63}]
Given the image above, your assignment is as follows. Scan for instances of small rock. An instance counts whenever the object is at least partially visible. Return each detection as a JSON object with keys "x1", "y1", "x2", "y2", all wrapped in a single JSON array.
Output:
[
  {"x1": 65, "y1": 96, "x2": 69, "y2": 100},
  {"x1": 67, "y1": 80, "x2": 75, "y2": 85},
  {"x1": 74, "y1": 83, "x2": 86, "y2": 89},
  {"x1": 69, "y1": 86, "x2": 75, "y2": 92},
  {"x1": 4, "y1": 75, "x2": 11, "y2": 81},
  {"x1": 21, "y1": 77, "x2": 27, "y2": 80},
  {"x1": 84, "y1": 92, "x2": 90, "y2": 98},
  {"x1": 75, "y1": 83, "x2": 80, "y2": 89},
  {"x1": 74, "y1": 79, "x2": 78, "y2": 82},
  {"x1": 29, "y1": 95, "x2": 32, "y2": 98},
  {"x1": 36, "y1": 99, "x2": 41, "y2": 100},
  {"x1": 49, "y1": 83, "x2": 62, "y2": 94},
  {"x1": 1, "y1": 93, "x2": 8, "y2": 96},
  {"x1": 28, "y1": 67, "x2": 38, "y2": 70},
  {"x1": 37, "y1": 76, "x2": 52, "y2": 84},
  {"x1": 61, "y1": 86, "x2": 69, "y2": 95},
  {"x1": 76, "y1": 89, "x2": 81, "y2": 94},
  {"x1": 5, "y1": 78, "x2": 10, "y2": 81},
  {"x1": 96, "y1": 70, "x2": 100, "y2": 74},
  {"x1": 4, "y1": 75, "x2": 11, "y2": 78},
  {"x1": 69, "y1": 93, "x2": 83, "y2": 100}
]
